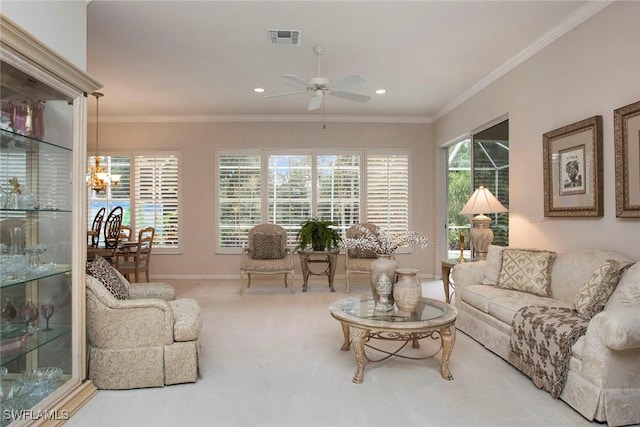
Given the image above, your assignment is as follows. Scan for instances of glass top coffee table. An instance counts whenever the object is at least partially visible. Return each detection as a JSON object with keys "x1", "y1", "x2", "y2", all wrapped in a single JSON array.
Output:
[{"x1": 329, "y1": 296, "x2": 458, "y2": 384}]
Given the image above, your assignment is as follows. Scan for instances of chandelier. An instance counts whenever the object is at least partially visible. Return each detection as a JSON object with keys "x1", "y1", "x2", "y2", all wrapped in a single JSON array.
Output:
[{"x1": 87, "y1": 92, "x2": 119, "y2": 193}]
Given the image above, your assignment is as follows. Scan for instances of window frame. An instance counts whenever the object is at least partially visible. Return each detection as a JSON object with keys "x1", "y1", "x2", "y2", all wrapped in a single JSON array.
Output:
[
  {"x1": 87, "y1": 150, "x2": 182, "y2": 254},
  {"x1": 215, "y1": 148, "x2": 412, "y2": 254}
]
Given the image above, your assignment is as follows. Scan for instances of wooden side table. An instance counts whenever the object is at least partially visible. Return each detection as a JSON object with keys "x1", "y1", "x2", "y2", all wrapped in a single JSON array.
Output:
[
  {"x1": 298, "y1": 250, "x2": 339, "y2": 292},
  {"x1": 441, "y1": 258, "x2": 469, "y2": 304}
]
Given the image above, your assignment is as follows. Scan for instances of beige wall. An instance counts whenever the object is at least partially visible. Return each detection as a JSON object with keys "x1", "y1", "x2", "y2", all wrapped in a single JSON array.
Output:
[
  {"x1": 434, "y1": 1, "x2": 640, "y2": 260},
  {"x1": 98, "y1": 121, "x2": 436, "y2": 279},
  {"x1": 1, "y1": 0, "x2": 88, "y2": 70}
]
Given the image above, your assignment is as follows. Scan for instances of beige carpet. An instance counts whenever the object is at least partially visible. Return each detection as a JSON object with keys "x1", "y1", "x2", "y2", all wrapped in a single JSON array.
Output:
[{"x1": 68, "y1": 277, "x2": 595, "y2": 427}]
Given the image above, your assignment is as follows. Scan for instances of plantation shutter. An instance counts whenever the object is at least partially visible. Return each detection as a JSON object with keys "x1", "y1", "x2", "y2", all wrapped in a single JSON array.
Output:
[
  {"x1": 366, "y1": 152, "x2": 410, "y2": 235},
  {"x1": 316, "y1": 153, "x2": 360, "y2": 237},
  {"x1": 267, "y1": 154, "x2": 312, "y2": 246},
  {"x1": 134, "y1": 153, "x2": 179, "y2": 249},
  {"x1": 218, "y1": 153, "x2": 261, "y2": 248}
]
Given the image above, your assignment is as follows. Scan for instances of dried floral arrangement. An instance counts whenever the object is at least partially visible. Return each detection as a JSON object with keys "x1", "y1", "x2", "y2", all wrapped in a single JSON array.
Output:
[{"x1": 342, "y1": 224, "x2": 432, "y2": 256}]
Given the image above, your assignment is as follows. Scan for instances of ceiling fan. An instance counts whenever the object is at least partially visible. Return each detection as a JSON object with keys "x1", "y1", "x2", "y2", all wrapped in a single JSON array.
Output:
[{"x1": 265, "y1": 45, "x2": 371, "y2": 111}]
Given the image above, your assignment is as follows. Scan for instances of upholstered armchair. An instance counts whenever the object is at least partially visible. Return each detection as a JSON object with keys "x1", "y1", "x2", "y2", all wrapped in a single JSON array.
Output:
[
  {"x1": 344, "y1": 223, "x2": 380, "y2": 293},
  {"x1": 85, "y1": 267, "x2": 201, "y2": 390},
  {"x1": 239, "y1": 223, "x2": 295, "y2": 294}
]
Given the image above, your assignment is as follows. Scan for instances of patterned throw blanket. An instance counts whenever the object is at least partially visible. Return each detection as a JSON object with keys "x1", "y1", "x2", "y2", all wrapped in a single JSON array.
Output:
[{"x1": 508, "y1": 306, "x2": 589, "y2": 398}]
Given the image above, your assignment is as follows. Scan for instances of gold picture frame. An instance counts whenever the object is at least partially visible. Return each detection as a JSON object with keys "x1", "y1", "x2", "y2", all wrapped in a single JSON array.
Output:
[
  {"x1": 614, "y1": 100, "x2": 640, "y2": 218},
  {"x1": 543, "y1": 116, "x2": 603, "y2": 217}
]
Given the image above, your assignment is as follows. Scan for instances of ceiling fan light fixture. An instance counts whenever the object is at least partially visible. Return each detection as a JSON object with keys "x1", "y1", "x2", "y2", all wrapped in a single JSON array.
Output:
[
  {"x1": 253, "y1": 87, "x2": 265, "y2": 93},
  {"x1": 375, "y1": 89, "x2": 387, "y2": 95}
]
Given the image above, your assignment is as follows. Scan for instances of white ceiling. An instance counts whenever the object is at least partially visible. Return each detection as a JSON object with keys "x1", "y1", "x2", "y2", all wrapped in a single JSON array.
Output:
[{"x1": 86, "y1": 1, "x2": 604, "y2": 123}]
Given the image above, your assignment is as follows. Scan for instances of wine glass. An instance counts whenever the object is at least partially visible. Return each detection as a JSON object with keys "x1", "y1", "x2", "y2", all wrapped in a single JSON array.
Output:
[
  {"x1": 41, "y1": 304, "x2": 54, "y2": 331},
  {"x1": 19, "y1": 303, "x2": 35, "y2": 335}
]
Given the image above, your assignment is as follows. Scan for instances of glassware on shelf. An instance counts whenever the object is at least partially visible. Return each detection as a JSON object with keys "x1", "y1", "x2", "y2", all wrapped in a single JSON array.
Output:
[
  {"x1": 9, "y1": 227, "x2": 24, "y2": 255},
  {"x1": 0, "y1": 255, "x2": 28, "y2": 283},
  {"x1": 19, "y1": 300, "x2": 38, "y2": 335},
  {"x1": 40, "y1": 304, "x2": 54, "y2": 331},
  {"x1": 1, "y1": 298, "x2": 17, "y2": 322},
  {"x1": 27, "y1": 245, "x2": 47, "y2": 273}
]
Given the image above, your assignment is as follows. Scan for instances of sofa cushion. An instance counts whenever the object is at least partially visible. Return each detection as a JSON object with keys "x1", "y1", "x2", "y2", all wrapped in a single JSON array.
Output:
[
  {"x1": 482, "y1": 245, "x2": 505, "y2": 285},
  {"x1": 497, "y1": 249, "x2": 556, "y2": 297},
  {"x1": 87, "y1": 256, "x2": 130, "y2": 300},
  {"x1": 488, "y1": 293, "x2": 572, "y2": 325},
  {"x1": 460, "y1": 284, "x2": 515, "y2": 313},
  {"x1": 574, "y1": 259, "x2": 633, "y2": 320}
]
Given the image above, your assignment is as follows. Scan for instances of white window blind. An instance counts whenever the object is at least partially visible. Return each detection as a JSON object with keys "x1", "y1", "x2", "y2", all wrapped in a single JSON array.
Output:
[
  {"x1": 218, "y1": 153, "x2": 261, "y2": 248},
  {"x1": 366, "y1": 152, "x2": 410, "y2": 235},
  {"x1": 134, "y1": 153, "x2": 179, "y2": 249},
  {"x1": 268, "y1": 154, "x2": 312, "y2": 246},
  {"x1": 316, "y1": 154, "x2": 360, "y2": 236}
]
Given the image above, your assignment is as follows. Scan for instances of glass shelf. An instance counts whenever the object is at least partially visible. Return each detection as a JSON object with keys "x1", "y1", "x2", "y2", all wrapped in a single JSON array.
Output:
[
  {"x1": 1, "y1": 127, "x2": 71, "y2": 151},
  {"x1": 0, "y1": 324, "x2": 71, "y2": 366},
  {"x1": 0, "y1": 264, "x2": 71, "y2": 289}
]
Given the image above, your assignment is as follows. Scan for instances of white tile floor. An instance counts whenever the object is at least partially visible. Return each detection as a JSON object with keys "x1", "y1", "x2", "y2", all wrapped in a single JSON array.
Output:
[{"x1": 67, "y1": 278, "x2": 596, "y2": 427}]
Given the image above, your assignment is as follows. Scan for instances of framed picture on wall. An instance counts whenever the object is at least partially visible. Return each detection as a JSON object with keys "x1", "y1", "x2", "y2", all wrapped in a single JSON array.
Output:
[
  {"x1": 543, "y1": 116, "x2": 603, "y2": 217},
  {"x1": 614, "y1": 100, "x2": 640, "y2": 218}
]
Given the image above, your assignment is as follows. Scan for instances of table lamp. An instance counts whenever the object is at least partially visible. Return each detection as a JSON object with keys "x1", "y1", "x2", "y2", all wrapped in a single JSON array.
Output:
[{"x1": 459, "y1": 186, "x2": 508, "y2": 261}]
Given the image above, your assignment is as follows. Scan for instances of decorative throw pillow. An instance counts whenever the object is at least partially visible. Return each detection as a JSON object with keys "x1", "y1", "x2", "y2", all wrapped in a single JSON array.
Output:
[
  {"x1": 496, "y1": 249, "x2": 556, "y2": 297},
  {"x1": 86, "y1": 255, "x2": 130, "y2": 300},
  {"x1": 482, "y1": 245, "x2": 505, "y2": 285},
  {"x1": 251, "y1": 233, "x2": 285, "y2": 259},
  {"x1": 574, "y1": 259, "x2": 633, "y2": 320}
]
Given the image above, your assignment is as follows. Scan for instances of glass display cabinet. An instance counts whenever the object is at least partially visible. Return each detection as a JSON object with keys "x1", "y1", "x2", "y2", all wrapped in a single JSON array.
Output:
[{"x1": 0, "y1": 15, "x2": 101, "y2": 425}]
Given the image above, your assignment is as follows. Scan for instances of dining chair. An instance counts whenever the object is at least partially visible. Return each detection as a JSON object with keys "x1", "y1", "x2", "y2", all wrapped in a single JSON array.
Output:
[
  {"x1": 87, "y1": 206, "x2": 123, "y2": 263},
  {"x1": 115, "y1": 226, "x2": 155, "y2": 282},
  {"x1": 114, "y1": 224, "x2": 133, "y2": 265},
  {"x1": 88, "y1": 207, "x2": 106, "y2": 248}
]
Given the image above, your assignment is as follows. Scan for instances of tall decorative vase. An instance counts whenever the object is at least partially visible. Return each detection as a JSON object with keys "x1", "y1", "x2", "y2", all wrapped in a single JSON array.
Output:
[
  {"x1": 393, "y1": 268, "x2": 421, "y2": 312},
  {"x1": 370, "y1": 254, "x2": 398, "y2": 303},
  {"x1": 374, "y1": 273, "x2": 394, "y2": 312},
  {"x1": 9, "y1": 227, "x2": 24, "y2": 255}
]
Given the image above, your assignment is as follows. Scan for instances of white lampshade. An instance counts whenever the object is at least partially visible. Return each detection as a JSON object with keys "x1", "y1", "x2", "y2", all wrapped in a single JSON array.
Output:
[
  {"x1": 459, "y1": 186, "x2": 508, "y2": 261},
  {"x1": 459, "y1": 186, "x2": 508, "y2": 216}
]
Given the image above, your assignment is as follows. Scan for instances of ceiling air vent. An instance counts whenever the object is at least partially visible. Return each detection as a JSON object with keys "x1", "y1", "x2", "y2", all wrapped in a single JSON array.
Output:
[{"x1": 268, "y1": 29, "x2": 301, "y2": 46}]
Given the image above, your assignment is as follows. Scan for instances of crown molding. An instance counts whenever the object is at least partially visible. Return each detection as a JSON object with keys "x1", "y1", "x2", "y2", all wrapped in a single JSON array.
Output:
[
  {"x1": 432, "y1": 0, "x2": 613, "y2": 122},
  {"x1": 98, "y1": 114, "x2": 432, "y2": 124}
]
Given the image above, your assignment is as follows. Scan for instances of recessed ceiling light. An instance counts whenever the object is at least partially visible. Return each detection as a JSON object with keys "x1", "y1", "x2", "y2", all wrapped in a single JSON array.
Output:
[
  {"x1": 375, "y1": 89, "x2": 386, "y2": 95},
  {"x1": 254, "y1": 87, "x2": 265, "y2": 93}
]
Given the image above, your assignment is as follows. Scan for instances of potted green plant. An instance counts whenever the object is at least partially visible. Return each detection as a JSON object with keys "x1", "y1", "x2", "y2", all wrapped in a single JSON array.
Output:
[{"x1": 295, "y1": 218, "x2": 342, "y2": 251}]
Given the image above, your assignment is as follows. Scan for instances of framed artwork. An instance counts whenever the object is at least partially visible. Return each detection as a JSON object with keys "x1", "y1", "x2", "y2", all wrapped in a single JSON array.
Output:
[
  {"x1": 543, "y1": 116, "x2": 603, "y2": 217},
  {"x1": 614, "y1": 100, "x2": 640, "y2": 218}
]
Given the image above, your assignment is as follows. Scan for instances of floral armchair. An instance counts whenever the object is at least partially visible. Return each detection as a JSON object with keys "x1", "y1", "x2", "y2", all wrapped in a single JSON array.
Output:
[
  {"x1": 344, "y1": 223, "x2": 380, "y2": 293},
  {"x1": 240, "y1": 223, "x2": 295, "y2": 294},
  {"x1": 86, "y1": 258, "x2": 201, "y2": 389}
]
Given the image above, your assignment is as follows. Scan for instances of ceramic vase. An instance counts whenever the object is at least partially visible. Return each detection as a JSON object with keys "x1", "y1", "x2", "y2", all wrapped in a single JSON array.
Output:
[
  {"x1": 374, "y1": 273, "x2": 394, "y2": 311},
  {"x1": 393, "y1": 268, "x2": 421, "y2": 312},
  {"x1": 370, "y1": 254, "x2": 398, "y2": 303}
]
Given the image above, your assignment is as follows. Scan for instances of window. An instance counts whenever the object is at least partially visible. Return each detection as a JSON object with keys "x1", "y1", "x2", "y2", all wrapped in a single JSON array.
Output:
[
  {"x1": 445, "y1": 119, "x2": 509, "y2": 259},
  {"x1": 218, "y1": 153, "x2": 261, "y2": 248},
  {"x1": 216, "y1": 149, "x2": 410, "y2": 252},
  {"x1": 366, "y1": 152, "x2": 410, "y2": 235},
  {"x1": 267, "y1": 154, "x2": 312, "y2": 245},
  {"x1": 87, "y1": 152, "x2": 181, "y2": 252}
]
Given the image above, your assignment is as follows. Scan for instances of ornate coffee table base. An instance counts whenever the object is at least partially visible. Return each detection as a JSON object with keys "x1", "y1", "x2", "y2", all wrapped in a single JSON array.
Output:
[{"x1": 339, "y1": 323, "x2": 456, "y2": 383}]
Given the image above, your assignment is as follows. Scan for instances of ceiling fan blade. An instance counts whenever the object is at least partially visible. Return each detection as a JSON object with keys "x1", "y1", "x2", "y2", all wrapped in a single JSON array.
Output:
[
  {"x1": 331, "y1": 74, "x2": 366, "y2": 90},
  {"x1": 308, "y1": 94, "x2": 323, "y2": 111},
  {"x1": 282, "y1": 74, "x2": 311, "y2": 88},
  {"x1": 330, "y1": 90, "x2": 371, "y2": 103},
  {"x1": 264, "y1": 90, "x2": 308, "y2": 99}
]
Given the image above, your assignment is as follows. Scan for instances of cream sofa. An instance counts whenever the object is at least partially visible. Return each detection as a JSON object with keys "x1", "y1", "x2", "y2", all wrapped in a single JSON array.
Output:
[{"x1": 452, "y1": 247, "x2": 640, "y2": 426}]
